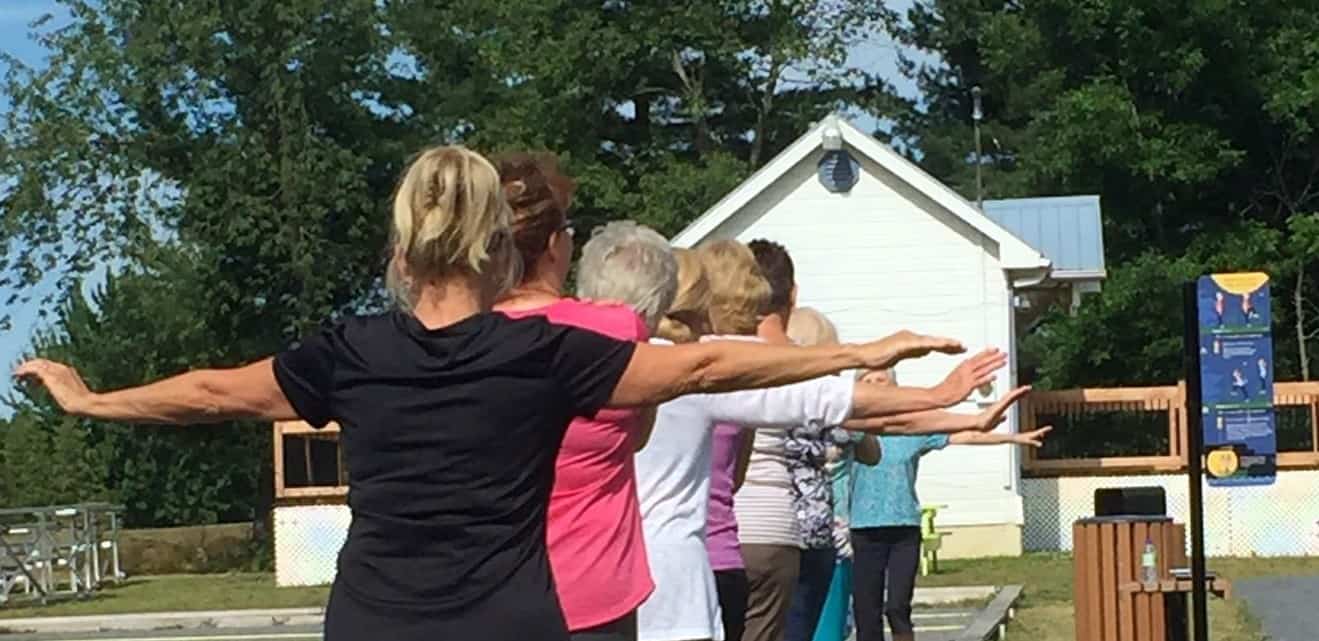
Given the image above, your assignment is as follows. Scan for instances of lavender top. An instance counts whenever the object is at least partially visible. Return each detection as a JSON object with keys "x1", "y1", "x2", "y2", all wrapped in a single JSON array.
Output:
[{"x1": 705, "y1": 422, "x2": 746, "y2": 571}]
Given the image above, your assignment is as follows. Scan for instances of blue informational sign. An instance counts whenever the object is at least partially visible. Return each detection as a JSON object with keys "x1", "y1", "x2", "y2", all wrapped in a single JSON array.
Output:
[{"x1": 1195, "y1": 273, "x2": 1276, "y2": 487}]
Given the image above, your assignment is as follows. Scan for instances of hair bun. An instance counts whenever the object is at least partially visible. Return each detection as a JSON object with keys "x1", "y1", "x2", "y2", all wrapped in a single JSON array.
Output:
[
  {"x1": 494, "y1": 151, "x2": 578, "y2": 270},
  {"x1": 504, "y1": 179, "x2": 528, "y2": 201}
]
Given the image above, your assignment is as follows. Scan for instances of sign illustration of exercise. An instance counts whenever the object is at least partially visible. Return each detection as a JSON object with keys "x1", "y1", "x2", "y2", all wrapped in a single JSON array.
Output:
[{"x1": 1194, "y1": 273, "x2": 1276, "y2": 486}]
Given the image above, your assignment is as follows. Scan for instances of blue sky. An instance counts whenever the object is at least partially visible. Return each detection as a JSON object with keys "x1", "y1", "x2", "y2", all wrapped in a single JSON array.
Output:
[
  {"x1": 0, "y1": 0, "x2": 73, "y2": 412},
  {"x1": 0, "y1": 1, "x2": 932, "y2": 411},
  {"x1": 0, "y1": 1, "x2": 59, "y2": 86}
]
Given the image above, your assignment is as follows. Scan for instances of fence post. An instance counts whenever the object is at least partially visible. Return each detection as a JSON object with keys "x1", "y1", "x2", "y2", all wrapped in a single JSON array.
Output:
[{"x1": 1175, "y1": 380, "x2": 1188, "y2": 465}]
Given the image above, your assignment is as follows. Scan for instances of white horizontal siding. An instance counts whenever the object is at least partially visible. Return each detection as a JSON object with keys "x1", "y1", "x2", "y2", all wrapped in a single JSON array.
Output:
[{"x1": 703, "y1": 148, "x2": 1022, "y2": 527}]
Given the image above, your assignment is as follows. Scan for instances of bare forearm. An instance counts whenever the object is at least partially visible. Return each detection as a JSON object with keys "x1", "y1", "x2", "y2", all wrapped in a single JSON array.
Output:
[
  {"x1": 850, "y1": 384, "x2": 960, "y2": 419},
  {"x1": 79, "y1": 360, "x2": 296, "y2": 424},
  {"x1": 948, "y1": 431, "x2": 1017, "y2": 445},
  {"x1": 611, "y1": 341, "x2": 864, "y2": 407},
  {"x1": 80, "y1": 372, "x2": 242, "y2": 424},
  {"x1": 843, "y1": 409, "x2": 977, "y2": 435},
  {"x1": 692, "y1": 342, "x2": 863, "y2": 395}
]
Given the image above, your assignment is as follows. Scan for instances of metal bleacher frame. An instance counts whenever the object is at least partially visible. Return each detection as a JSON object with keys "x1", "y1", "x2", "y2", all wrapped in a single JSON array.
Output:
[{"x1": 0, "y1": 503, "x2": 125, "y2": 606}]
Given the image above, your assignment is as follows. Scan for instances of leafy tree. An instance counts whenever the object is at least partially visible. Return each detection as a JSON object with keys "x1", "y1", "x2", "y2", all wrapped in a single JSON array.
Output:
[
  {"x1": 1, "y1": 0, "x2": 422, "y2": 339},
  {"x1": 2, "y1": 0, "x2": 901, "y2": 526},
  {"x1": 10, "y1": 250, "x2": 269, "y2": 527},
  {"x1": 0, "y1": 0, "x2": 422, "y2": 526},
  {"x1": 891, "y1": 0, "x2": 1319, "y2": 258},
  {"x1": 894, "y1": 0, "x2": 1319, "y2": 387},
  {"x1": 1287, "y1": 213, "x2": 1319, "y2": 380},
  {"x1": 1023, "y1": 222, "x2": 1290, "y2": 389},
  {"x1": 3, "y1": 0, "x2": 898, "y2": 335},
  {"x1": 0, "y1": 414, "x2": 46, "y2": 507},
  {"x1": 391, "y1": 0, "x2": 894, "y2": 233},
  {"x1": 0, "y1": 411, "x2": 110, "y2": 508}
]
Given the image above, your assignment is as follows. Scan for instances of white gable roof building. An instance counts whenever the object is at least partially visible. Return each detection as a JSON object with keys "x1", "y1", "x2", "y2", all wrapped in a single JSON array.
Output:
[{"x1": 671, "y1": 115, "x2": 1106, "y2": 558}]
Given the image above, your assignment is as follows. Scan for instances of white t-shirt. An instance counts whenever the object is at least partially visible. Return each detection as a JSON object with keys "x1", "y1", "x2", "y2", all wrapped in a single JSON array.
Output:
[{"x1": 634, "y1": 338, "x2": 855, "y2": 641}]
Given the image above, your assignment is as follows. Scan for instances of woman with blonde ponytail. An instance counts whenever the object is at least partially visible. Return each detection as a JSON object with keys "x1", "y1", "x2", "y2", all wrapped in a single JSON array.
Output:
[{"x1": 17, "y1": 145, "x2": 985, "y2": 641}]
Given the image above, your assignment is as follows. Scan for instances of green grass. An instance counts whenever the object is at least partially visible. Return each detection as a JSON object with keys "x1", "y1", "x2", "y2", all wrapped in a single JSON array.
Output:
[
  {"x1": 0, "y1": 574, "x2": 328, "y2": 620},
  {"x1": 917, "y1": 553, "x2": 1319, "y2": 641}
]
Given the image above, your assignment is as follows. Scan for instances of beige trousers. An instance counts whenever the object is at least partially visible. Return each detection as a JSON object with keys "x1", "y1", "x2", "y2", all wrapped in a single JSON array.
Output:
[{"x1": 740, "y1": 544, "x2": 801, "y2": 641}]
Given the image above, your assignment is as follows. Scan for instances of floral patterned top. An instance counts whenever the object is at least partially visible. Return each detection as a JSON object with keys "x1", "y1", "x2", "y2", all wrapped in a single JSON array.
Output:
[{"x1": 784, "y1": 422, "x2": 858, "y2": 550}]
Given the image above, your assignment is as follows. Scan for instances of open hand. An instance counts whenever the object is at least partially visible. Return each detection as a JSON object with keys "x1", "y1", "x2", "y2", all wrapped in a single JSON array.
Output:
[
  {"x1": 972, "y1": 385, "x2": 1031, "y2": 431},
  {"x1": 1013, "y1": 426, "x2": 1052, "y2": 447},
  {"x1": 13, "y1": 359, "x2": 95, "y2": 416},
  {"x1": 858, "y1": 330, "x2": 965, "y2": 370},
  {"x1": 935, "y1": 349, "x2": 1007, "y2": 405}
]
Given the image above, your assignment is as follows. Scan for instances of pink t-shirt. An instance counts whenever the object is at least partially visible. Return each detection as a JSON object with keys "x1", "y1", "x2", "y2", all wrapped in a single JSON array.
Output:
[{"x1": 501, "y1": 299, "x2": 654, "y2": 630}]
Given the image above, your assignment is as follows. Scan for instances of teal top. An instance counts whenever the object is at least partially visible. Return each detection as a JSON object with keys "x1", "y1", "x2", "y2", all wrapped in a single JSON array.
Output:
[
  {"x1": 828, "y1": 431, "x2": 869, "y2": 521},
  {"x1": 849, "y1": 434, "x2": 949, "y2": 528},
  {"x1": 829, "y1": 452, "x2": 852, "y2": 522}
]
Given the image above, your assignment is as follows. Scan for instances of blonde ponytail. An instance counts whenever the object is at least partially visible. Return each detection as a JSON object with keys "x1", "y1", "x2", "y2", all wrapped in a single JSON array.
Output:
[{"x1": 387, "y1": 146, "x2": 517, "y2": 306}]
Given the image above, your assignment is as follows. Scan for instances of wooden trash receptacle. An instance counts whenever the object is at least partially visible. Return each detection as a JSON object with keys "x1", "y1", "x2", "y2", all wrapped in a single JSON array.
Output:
[
  {"x1": 1118, "y1": 578, "x2": 1232, "y2": 641},
  {"x1": 1073, "y1": 516, "x2": 1186, "y2": 641}
]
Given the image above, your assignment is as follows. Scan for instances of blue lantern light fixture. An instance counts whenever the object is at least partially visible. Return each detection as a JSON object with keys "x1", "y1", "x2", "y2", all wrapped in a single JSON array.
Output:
[
  {"x1": 817, "y1": 120, "x2": 858, "y2": 193},
  {"x1": 818, "y1": 151, "x2": 858, "y2": 193}
]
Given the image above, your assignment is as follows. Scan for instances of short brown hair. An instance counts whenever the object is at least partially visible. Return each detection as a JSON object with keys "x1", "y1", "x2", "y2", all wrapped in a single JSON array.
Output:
[
  {"x1": 748, "y1": 239, "x2": 794, "y2": 315},
  {"x1": 698, "y1": 240, "x2": 771, "y2": 335},
  {"x1": 495, "y1": 152, "x2": 576, "y2": 274}
]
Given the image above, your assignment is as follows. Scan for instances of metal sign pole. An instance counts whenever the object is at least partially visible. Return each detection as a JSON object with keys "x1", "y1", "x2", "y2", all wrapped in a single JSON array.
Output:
[{"x1": 1182, "y1": 281, "x2": 1210, "y2": 641}]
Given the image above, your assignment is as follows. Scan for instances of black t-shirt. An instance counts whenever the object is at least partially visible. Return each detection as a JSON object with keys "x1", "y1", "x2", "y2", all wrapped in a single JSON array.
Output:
[{"x1": 273, "y1": 311, "x2": 636, "y2": 638}]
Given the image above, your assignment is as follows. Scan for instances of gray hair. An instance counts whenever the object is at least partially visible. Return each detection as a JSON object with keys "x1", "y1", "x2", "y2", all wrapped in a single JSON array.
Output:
[{"x1": 576, "y1": 221, "x2": 678, "y2": 332}]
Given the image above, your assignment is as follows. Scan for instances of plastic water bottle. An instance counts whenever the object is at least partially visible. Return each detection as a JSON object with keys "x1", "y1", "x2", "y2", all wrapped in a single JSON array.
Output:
[{"x1": 1141, "y1": 537, "x2": 1158, "y2": 583}]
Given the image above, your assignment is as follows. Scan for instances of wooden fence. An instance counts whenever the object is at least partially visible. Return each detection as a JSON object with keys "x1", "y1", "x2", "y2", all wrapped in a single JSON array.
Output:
[
  {"x1": 272, "y1": 382, "x2": 1319, "y2": 494},
  {"x1": 1022, "y1": 381, "x2": 1319, "y2": 476}
]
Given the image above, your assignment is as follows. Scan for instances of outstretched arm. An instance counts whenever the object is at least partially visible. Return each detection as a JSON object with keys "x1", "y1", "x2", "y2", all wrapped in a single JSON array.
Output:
[
  {"x1": 14, "y1": 358, "x2": 296, "y2": 424},
  {"x1": 848, "y1": 349, "x2": 1005, "y2": 417},
  {"x1": 678, "y1": 349, "x2": 1007, "y2": 429},
  {"x1": 844, "y1": 385, "x2": 1032, "y2": 435},
  {"x1": 847, "y1": 409, "x2": 981, "y2": 434},
  {"x1": 950, "y1": 426, "x2": 1052, "y2": 447},
  {"x1": 606, "y1": 330, "x2": 965, "y2": 408}
]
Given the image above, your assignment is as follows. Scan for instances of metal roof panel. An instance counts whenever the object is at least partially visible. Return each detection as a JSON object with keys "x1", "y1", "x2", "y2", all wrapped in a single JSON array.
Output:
[{"x1": 982, "y1": 196, "x2": 1105, "y2": 274}]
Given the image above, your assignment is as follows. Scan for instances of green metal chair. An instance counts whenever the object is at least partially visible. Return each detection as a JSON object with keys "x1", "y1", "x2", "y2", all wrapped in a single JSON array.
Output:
[{"x1": 919, "y1": 505, "x2": 948, "y2": 576}]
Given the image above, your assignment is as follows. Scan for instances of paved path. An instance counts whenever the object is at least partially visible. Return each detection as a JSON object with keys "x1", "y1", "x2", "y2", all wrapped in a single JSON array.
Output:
[
  {"x1": 0, "y1": 584, "x2": 1014, "y2": 641},
  {"x1": 1235, "y1": 576, "x2": 1319, "y2": 641},
  {"x1": 0, "y1": 609, "x2": 978, "y2": 641},
  {"x1": 911, "y1": 608, "x2": 978, "y2": 641},
  {"x1": 0, "y1": 628, "x2": 322, "y2": 641}
]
